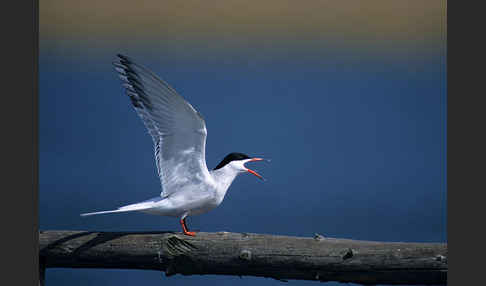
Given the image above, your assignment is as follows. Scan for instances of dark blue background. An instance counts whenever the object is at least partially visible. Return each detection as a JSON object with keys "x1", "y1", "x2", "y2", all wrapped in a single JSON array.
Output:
[{"x1": 40, "y1": 46, "x2": 446, "y2": 285}]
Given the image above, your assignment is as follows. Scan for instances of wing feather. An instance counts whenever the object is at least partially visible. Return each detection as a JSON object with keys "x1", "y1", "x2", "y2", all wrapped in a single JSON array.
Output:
[{"x1": 114, "y1": 54, "x2": 209, "y2": 198}]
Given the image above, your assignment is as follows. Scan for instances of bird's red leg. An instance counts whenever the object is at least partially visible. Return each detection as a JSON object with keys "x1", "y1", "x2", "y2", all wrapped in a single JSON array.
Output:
[{"x1": 180, "y1": 218, "x2": 196, "y2": 236}]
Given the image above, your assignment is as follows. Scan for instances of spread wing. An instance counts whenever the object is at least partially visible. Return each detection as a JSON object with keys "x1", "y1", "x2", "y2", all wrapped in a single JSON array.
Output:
[{"x1": 114, "y1": 54, "x2": 209, "y2": 198}]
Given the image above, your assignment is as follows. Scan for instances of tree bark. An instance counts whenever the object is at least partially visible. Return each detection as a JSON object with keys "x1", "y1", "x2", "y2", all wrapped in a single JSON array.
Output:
[{"x1": 39, "y1": 230, "x2": 447, "y2": 285}]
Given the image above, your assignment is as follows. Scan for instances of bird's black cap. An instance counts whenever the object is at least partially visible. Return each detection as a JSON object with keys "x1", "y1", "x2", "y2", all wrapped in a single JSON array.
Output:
[{"x1": 213, "y1": 152, "x2": 251, "y2": 170}]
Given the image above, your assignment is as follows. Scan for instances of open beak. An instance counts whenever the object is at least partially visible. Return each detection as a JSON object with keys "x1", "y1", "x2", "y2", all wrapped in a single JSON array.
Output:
[{"x1": 245, "y1": 158, "x2": 265, "y2": 181}]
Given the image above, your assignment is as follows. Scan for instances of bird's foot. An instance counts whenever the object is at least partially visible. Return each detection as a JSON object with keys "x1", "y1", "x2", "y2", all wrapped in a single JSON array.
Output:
[{"x1": 183, "y1": 231, "x2": 196, "y2": 236}]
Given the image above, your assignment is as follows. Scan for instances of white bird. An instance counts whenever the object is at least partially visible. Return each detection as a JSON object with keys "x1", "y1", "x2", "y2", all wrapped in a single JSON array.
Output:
[{"x1": 81, "y1": 54, "x2": 266, "y2": 236}]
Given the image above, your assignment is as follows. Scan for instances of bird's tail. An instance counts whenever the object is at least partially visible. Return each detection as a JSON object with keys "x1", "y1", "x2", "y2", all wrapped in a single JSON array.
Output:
[
  {"x1": 80, "y1": 209, "x2": 131, "y2": 217},
  {"x1": 80, "y1": 198, "x2": 161, "y2": 217}
]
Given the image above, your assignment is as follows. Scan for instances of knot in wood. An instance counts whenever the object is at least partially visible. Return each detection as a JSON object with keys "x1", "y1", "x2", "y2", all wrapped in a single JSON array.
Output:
[
  {"x1": 342, "y1": 248, "x2": 355, "y2": 260},
  {"x1": 239, "y1": 249, "x2": 252, "y2": 261},
  {"x1": 436, "y1": 254, "x2": 446, "y2": 263},
  {"x1": 164, "y1": 236, "x2": 197, "y2": 257},
  {"x1": 314, "y1": 233, "x2": 325, "y2": 241}
]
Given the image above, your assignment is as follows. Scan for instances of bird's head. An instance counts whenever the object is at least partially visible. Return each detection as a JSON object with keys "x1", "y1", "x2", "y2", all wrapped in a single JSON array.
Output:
[{"x1": 213, "y1": 152, "x2": 266, "y2": 180}]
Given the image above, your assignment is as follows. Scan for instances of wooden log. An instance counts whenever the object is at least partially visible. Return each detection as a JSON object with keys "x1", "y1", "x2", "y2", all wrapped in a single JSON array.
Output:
[{"x1": 39, "y1": 230, "x2": 447, "y2": 285}]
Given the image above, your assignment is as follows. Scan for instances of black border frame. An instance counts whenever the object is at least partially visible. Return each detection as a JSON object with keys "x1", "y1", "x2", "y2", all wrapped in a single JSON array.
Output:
[
  {"x1": 448, "y1": 1, "x2": 484, "y2": 285},
  {"x1": 3, "y1": 1, "x2": 38, "y2": 285}
]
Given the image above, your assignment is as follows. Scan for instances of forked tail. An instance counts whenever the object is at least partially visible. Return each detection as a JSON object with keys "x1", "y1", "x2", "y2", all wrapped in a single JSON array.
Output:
[
  {"x1": 80, "y1": 198, "x2": 162, "y2": 217},
  {"x1": 80, "y1": 209, "x2": 132, "y2": 216}
]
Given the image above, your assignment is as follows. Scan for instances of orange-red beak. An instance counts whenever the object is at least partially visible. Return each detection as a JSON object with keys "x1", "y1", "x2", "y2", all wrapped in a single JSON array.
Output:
[{"x1": 245, "y1": 158, "x2": 265, "y2": 181}]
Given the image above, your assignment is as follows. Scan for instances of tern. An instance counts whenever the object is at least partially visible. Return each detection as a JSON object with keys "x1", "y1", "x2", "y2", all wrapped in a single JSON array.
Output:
[{"x1": 81, "y1": 54, "x2": 266, "y2": 236}]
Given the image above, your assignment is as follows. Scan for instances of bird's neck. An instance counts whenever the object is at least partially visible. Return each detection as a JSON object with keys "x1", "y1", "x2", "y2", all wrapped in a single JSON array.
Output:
[{"x1": 210, "y1": 166, "x2": 240, "y2": 202}]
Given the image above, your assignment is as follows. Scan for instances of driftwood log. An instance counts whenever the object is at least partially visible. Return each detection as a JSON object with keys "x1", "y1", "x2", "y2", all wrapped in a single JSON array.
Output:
[{"x1": 39, "y1": 230, "x2": 447, "y2": 285}]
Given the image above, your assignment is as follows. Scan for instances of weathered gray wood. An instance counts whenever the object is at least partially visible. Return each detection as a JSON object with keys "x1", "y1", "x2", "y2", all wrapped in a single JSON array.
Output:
[{"x1": 39, "y1": 230, "x2": 447, "y2": 285}]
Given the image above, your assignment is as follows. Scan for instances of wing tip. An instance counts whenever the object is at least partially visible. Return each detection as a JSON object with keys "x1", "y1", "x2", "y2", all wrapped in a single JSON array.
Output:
[{"x1": 116, "y1": 53, "x2": 133, "y2": 64}]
